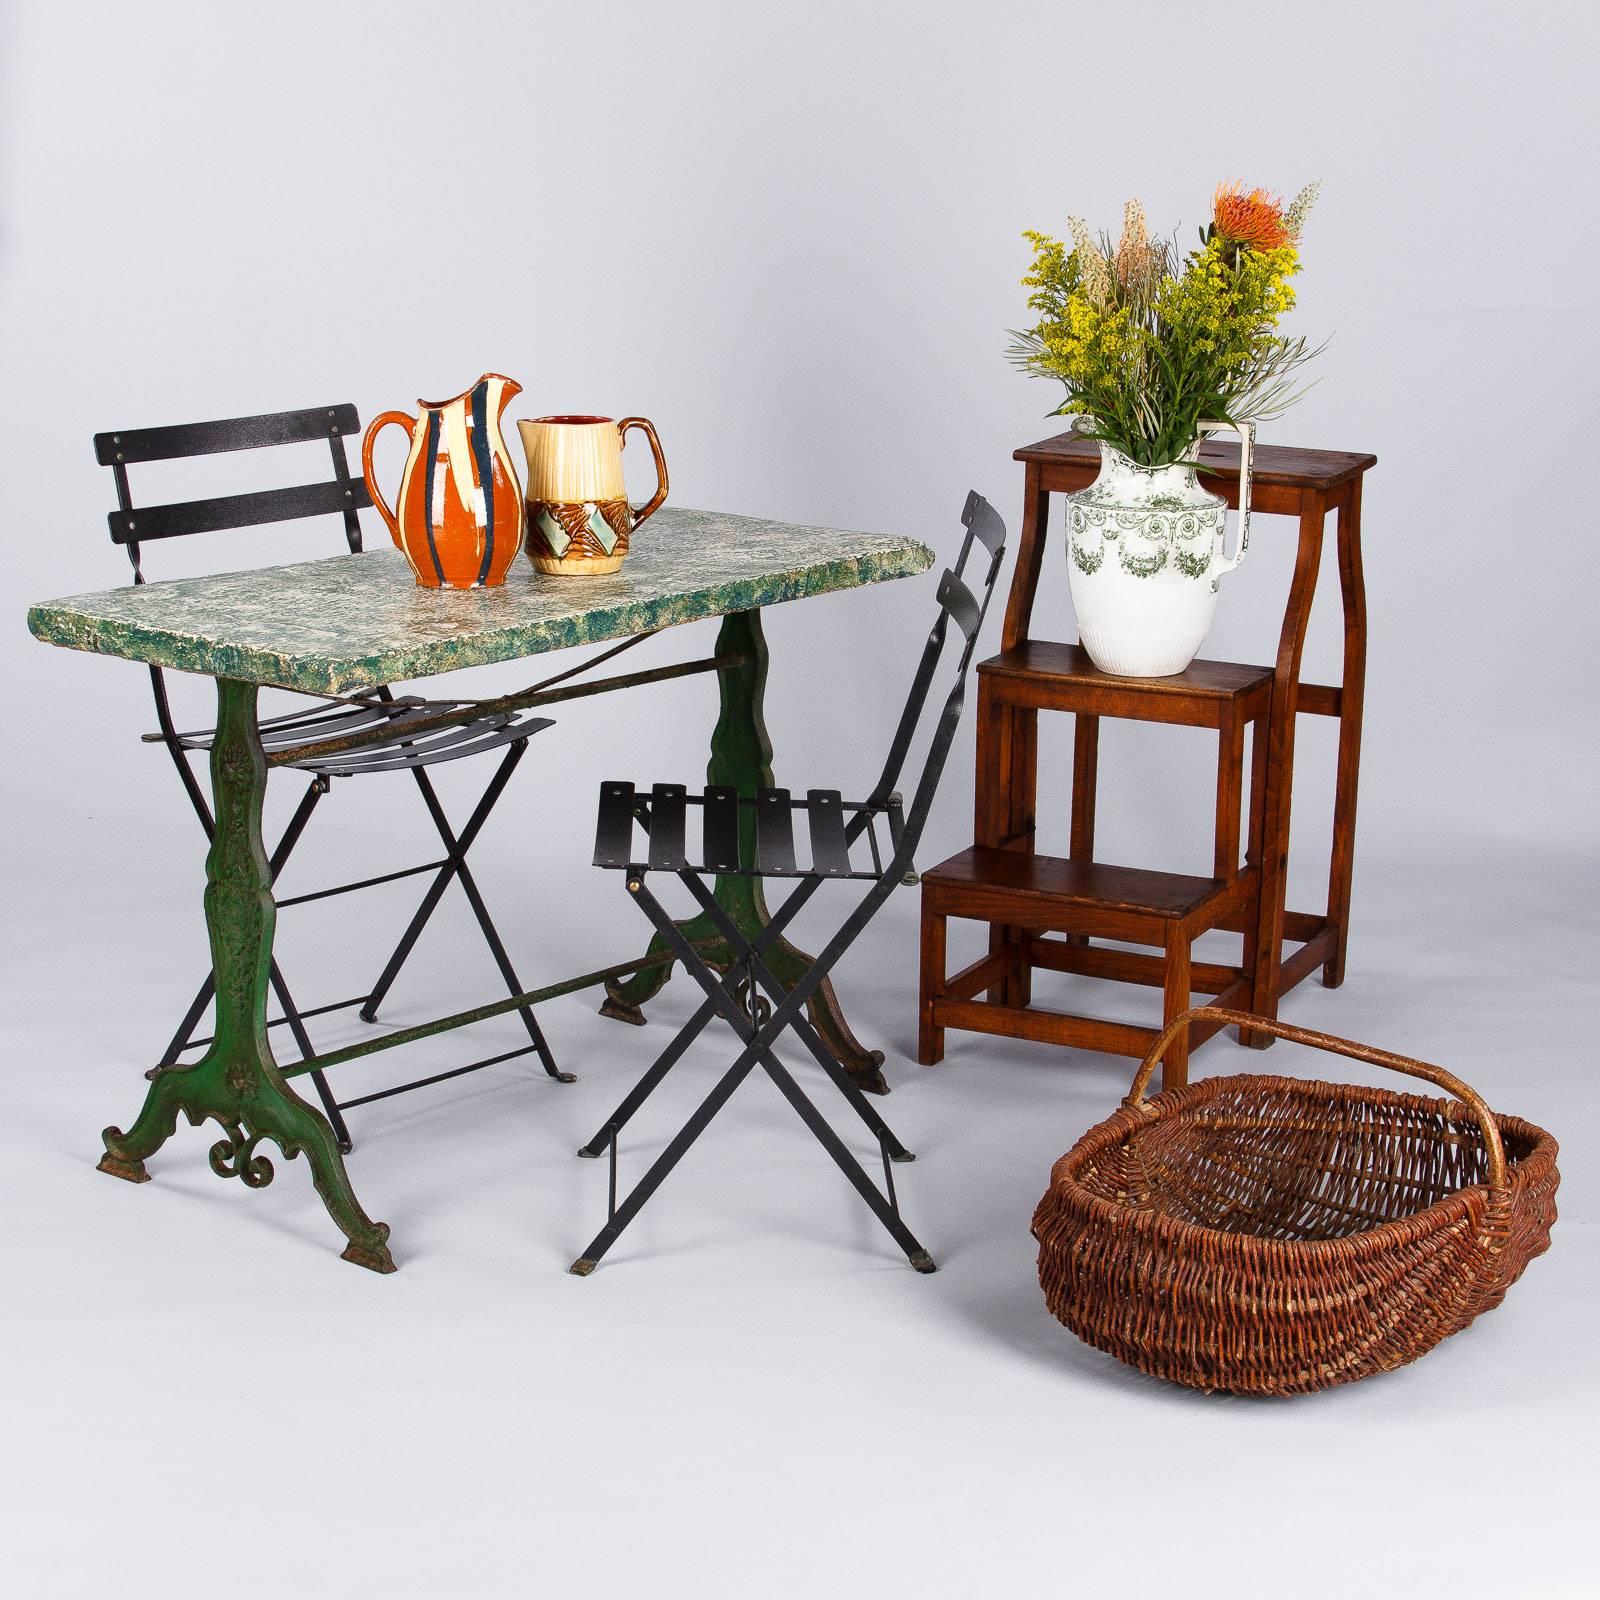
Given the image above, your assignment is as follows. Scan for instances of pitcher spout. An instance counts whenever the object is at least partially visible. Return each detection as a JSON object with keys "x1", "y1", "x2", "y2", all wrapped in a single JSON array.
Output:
[{"x1": 417, "y1": 372, "x2": 522, "y2": 413}]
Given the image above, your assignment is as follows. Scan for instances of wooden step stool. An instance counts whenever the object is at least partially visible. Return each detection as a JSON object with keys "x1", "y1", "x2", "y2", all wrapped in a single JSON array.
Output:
[
  {"x1": 919, "y1": 645, "x2": 1271, "y2": 1089},
  {"x1": 918, "y1": 432, "x2": 1376, "y2": 1089}
]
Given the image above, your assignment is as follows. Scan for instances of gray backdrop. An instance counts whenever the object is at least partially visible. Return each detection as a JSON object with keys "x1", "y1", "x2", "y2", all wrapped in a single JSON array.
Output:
[
  {"x1": 3, "y1": 3, "x2": 1595, "y2": 1596},
  {"x1": 5, "y1": 0, "x2": 1596, "y2": 906}
]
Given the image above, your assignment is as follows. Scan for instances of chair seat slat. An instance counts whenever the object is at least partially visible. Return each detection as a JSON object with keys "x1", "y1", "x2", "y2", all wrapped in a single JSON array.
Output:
[
  {"x1": 594, "y1": 782, "x2": 638, "y2": 867},
  {"x1": 806, "y1": 789, "x2": 851, "y2": 875},
  {"x1": 648, "y1": 784, "x2": 689, "y2": 871},
  {"x1": 297, "y1": 714, "x2": 512, "y2": 766},
  {"x1": 756, "y1": 788, "x2": 797, "y2": 873},
  {"x1": 256, "y1": 704, "x2": 412, "y2": 749},
  {"x1": 297, "y1": 717, "x2": 550, "y2": 778},
  {"x1": 163, "y1": 696, "x2": 431, "y2": 749},
  {"x1": 702, "y1": 785, "x2": 741, "y2": 873}
]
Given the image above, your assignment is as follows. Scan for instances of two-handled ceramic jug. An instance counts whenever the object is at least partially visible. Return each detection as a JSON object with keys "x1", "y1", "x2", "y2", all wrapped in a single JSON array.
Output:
[{"x1": 361, "y1": 373, "x2": 526, "y2": 588}]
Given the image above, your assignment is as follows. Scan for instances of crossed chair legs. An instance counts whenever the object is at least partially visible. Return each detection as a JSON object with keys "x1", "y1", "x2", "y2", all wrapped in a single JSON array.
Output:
[
  {"x1": 571, "y1": 868, "x2": 933, "y2": 1277},
  {"x1": 162, "y1": 740, "x2": 567, "y2": 1153}
]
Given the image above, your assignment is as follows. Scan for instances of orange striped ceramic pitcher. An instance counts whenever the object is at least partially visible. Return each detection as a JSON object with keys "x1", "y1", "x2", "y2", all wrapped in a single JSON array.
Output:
[{"x1": 361, "y1": 373, "x2": 526, "y2": 588}]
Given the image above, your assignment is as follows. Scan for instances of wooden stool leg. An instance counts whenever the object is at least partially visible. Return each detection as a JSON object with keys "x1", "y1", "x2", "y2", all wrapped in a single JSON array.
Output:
[
  {"x1": 1070, "y1": 712, "x2": 1099, "y2": 860},
  {"x1": 1213, "y1": 707, "x2": 1244, "y2": 881},
  {"x1": 992, "y1": 702, "x2": 1037, "y2": 1007},
  {"x1": 1250, "y1": 490, "x2": 1327, "y2": 1042},
  {"x1": 1324, "y1": 478, "x2": 1367, "y2": 988},
  {"x1": 1011, "y1": 704, "x2": 1038, "y2": 1005},
  {"x1": 918, "y1": 892, "x2": 947, "y2": 1065},
  {"x1": 1240, "y1": 703, "x2": 1270, "y2": 1045},
  {"x1": 994, "y1": 460, "x2": 1046, "y2": 1009},
  {"x1": 1063, "y1": 712, "x2": 1100, "y2": 961},
  {"x1": 1161, "y1": 925, "x2": 1192, "y2": 1090}
]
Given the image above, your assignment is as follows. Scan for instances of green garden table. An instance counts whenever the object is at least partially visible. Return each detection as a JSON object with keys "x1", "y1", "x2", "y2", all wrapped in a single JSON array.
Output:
[{"x1": 26, "y1": 506, "x2": 933, "y2": 1272}]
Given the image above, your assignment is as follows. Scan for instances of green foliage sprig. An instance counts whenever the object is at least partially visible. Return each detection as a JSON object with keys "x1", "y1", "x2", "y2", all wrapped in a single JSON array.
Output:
[{"x1": 1009, "y1": 184, "x2": 1322, "y2": 467}]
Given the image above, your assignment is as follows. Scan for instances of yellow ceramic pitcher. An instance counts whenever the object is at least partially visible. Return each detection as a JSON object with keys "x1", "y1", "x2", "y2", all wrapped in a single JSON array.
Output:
[{"x1": 518, "y1": 415, "x2": 668, "y2": 576}]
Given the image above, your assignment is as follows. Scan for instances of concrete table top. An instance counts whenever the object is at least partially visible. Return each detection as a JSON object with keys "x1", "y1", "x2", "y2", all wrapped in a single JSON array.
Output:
[{"x1": 26, "y1": 505, "x2": 935, "y2": 695}]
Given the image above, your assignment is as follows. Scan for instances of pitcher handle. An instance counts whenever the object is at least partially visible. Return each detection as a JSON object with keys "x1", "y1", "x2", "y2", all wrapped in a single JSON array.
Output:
[
  {"x1": 361, "y1": 411, "x2": 416, "y2": 548},
  {"x1": 617, "y1": 417, "x2": 669, "y2": 527},
  {"x1": 1197, "y1": 418, "x2": 1254, "y2": 575}
]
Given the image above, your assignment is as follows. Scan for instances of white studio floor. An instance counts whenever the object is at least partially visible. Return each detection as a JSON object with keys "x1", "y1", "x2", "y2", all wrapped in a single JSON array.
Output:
[{"x1": 3, "y1": 845, "x2": 1596, "y2": 1599}]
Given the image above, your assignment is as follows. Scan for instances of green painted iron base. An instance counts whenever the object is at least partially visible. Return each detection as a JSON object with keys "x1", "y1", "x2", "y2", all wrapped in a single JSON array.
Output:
[
  {"x1": 602, "y1": 610, "x2": 889, "y2": 1096},
  {"x1": 98, "y1": 678, "x2": 396, "y2": 1273}
]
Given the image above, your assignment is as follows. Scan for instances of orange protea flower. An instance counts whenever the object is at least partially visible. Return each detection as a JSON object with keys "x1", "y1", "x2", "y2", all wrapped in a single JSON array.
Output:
[{"x1": 1212, "y1": 182, "x2": 1290, "y2": 251}]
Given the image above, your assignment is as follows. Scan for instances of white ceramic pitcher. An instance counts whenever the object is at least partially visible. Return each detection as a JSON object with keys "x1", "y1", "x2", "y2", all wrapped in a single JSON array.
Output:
[{"x1": 1064, "y1": 419, "x2": 1255, "y2": 677}]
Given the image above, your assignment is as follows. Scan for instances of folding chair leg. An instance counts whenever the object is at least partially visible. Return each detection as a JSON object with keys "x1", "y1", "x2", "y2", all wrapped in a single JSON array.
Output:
[
  {"x1": 372, "y1": 753, "x2": 567, "y2": 1079},
  {"x1": 577, "y1": 889, "x2": 825, "y2": 1158},
  {"x1": 767, "y1": 1005, "x2": 914, "y2": 1160},
  {"x1": 645, "y1": 880, "x2": 933, "y2": 1269},
  {"x1": 396, "y1": 755, "x2": 566, "y2": 1078},
  {"x1": 449, "y1": 854, "x2": 569, "y2": 1081},
  {"x1": 268, "y1": 963, "x2": 352, "y2": 1152},
  {"x1": 570, "y1": 1049, "x2": 764, "y2": 1275},
  {"x1": 753, "y1": 1051, "x2": 935, "y2": 1272},
  {"x1": 577, "y1": 992, "x2": 721, "y2": 1157},
  {"x1": 680, "y1": 873, "x2": 916, "y2": 1162},
  {"x1": 358, "y1": 745, "x2": 542, "y2": 1053},
  {"x1": 160, "y1": 973, "x2": 216, "y2": 1066},
  {"x1": 571, "y1": 876, "x2": 933, "y2": 1275}
]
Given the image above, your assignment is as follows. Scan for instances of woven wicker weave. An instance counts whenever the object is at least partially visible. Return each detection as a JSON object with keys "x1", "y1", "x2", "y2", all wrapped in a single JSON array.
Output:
[{"x1": 1033, "y1": 1007, "x2": 1559, "y2": 1394}]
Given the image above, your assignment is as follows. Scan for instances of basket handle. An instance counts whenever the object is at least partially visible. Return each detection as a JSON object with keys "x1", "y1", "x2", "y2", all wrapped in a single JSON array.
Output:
[{"x1": 1125, "y1": 1007, "x2": 1508, "y2": 1189}]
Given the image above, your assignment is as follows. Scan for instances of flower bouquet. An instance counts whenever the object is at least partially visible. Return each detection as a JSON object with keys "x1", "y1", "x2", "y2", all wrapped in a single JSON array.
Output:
[{"x1": 1009, "y1": 183, "x2": 1321, "y2": 676}]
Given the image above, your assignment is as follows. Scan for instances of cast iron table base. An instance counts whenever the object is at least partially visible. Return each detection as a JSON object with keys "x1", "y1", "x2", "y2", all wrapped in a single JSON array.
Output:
[{"x1": 95, "y1": 614, "x2": 891, "y2": 1270}]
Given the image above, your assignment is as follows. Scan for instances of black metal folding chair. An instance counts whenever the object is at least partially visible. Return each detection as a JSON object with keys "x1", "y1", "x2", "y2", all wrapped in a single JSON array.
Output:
[
  {"x1": 573, "y1": 490, "x2": 1007, "y2": 1274},
  {"x1": 96, "y1": 403, "x2": 568, "y2": 1153}
]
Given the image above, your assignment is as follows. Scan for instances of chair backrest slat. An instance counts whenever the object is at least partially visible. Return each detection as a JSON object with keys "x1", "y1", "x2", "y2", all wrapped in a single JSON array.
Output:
[
  {"x1": 108, "y1": 478, "x2": 373, "y2": 545},
  {"x1": 94, "y1": 404, "x2": 361, "y2": 466},
  {"x1": 94, "y1": 402, "x2": 372, "y2": 733},
  {"x1": 936, "y1": 569, "x2": 982, "y2": 640},
  {"x1": 96, "y1": 400, "x2": 370, "y2": 588},
  {"x1": 962, "y1": 489, "x2": 1006, "y2": 556}
]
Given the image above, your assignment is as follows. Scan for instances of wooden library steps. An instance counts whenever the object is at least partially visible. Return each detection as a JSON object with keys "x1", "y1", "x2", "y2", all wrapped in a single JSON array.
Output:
[{"x1": 919, "y1": 431, "x2": 1377, "y2": 1089}]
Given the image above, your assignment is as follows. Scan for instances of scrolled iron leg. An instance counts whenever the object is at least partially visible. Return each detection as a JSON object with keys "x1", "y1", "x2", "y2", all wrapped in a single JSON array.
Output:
[
  {"x1": 98, "y1": 1063, "x2": 189, "y2": 1183},
  {"x1": 99, "y1": 677, "x2": 396, "y2": 1273},
  {"x1": 598, "y1": 928, "x2": 666, "y2": 1025},
  {"x1": 283, "y1": 1112, "x2": 396, "y2": 1274}
]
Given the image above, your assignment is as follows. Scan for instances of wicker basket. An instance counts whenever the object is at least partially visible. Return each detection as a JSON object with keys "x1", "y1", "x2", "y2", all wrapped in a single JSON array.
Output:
[{"x1": 1033, "y1": 1007, "x2": 1559, "y2": 1394}]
